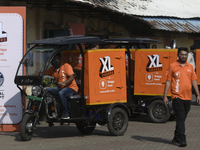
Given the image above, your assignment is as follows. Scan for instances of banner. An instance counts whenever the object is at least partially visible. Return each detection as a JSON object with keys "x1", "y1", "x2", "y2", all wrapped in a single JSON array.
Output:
[{"x1": 0, "y1": 7, "x2": 26, "y2": 131}]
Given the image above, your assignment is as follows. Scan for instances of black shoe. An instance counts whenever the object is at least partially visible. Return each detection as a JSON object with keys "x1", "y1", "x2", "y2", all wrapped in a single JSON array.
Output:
[
  {"x1": 179, "y1": 140, "x2": 187, "y2": 147},
  {"x1": 172, "y1": 136, "x2": 181, "y2": 144},
  {"x1": 179, "y1": 134, "x2": 187, "y2": 147}
]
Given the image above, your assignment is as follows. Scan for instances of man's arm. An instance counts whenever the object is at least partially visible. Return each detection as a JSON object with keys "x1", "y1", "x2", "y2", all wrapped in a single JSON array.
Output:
[
  {"x1": 163, "y1": 80, "x2": 171, "y2": 106},
  {"x1": 192, "y1": 80, "x2": 200, "y2": 105},
  {"x1": 58, "y1": 74, "x2": 74, "y2": 87}
]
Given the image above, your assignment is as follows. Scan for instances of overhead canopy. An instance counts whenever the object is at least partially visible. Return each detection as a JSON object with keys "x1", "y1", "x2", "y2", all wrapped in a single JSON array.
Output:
[
  {"x1": 103, "y1": 38, "x2": 161, "y2": 44},
  {"x1": 30, "y1": 36, "x2": 101, "y2": 45},
  {"x1": 102, "y1": 38, "x2": 161, "y2": 48}
]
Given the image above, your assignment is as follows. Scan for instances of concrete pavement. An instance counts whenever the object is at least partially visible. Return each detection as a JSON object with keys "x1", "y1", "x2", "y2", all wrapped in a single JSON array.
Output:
[{"x1": 0, "y1": 97, "x2": 200, "y2": 150}]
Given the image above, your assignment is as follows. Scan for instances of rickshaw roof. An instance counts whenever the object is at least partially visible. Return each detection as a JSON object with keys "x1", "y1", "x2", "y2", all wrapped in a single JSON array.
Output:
[
  {"x1": 29, "y1": 36, "x2": 101, "y2": 45},
  {"x1": 103, "y1": 38, "x2": 161, "y2": 44}
]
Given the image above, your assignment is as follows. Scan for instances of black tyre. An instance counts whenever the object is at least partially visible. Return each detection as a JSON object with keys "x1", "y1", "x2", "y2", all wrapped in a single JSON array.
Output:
[
  {"x1": 148, "y1": 100, "x2": 170, "y2": 123},
  {"x1": 107, "y1": 107, "x2": 128, "y2": 136},
  {"x1": 76, "y1": 122, "x2": 96, "y2": 135},
  {"x1": 20, "y1": 114, "x2": 36, "y2": 141}
]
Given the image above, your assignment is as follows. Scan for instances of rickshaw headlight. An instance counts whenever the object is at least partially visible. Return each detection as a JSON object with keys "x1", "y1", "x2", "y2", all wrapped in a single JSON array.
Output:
[{"x1": 32, "y1": 86, "x2": 42, "y2": 96}]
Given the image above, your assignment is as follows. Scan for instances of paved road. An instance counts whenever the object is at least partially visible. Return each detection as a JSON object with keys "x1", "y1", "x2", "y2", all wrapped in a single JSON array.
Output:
[{"x1": 0, "y1": 98, "x2": 200, "y2": 150}]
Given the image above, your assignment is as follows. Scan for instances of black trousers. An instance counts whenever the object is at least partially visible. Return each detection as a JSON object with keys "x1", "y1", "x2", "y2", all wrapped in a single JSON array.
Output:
[{"x1": 172, "y1": 97, "x2": 191, "y2": 137}]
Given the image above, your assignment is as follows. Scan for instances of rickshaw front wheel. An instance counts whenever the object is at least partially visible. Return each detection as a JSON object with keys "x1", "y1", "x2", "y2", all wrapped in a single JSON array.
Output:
[
  {"x1": 107, "y1": 107, "x2": 128, "y2": 136},
  {"x1": 20, "y1": 113, "x2": 35, "y2": 141}
]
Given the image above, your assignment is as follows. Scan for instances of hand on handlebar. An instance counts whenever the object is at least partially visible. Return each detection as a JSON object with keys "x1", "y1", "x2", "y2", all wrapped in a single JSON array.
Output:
[{"x1": 58, "y1": 82, "x2": 66, "y2": 87}]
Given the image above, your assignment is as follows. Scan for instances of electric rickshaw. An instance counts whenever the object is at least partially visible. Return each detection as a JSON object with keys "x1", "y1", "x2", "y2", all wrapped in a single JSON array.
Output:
[
  {"x1": 103, "y1": 38, "x2": 174, "y2": 123},
  {"x1": 14, "y1": 36, "x2": 130, "y2": 141}
]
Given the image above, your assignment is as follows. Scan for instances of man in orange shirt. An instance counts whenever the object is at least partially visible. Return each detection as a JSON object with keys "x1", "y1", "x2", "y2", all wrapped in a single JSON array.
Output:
[
  {"x1": 163, "y1": 47, "x2": 200, "y2": 147},
  {"x1": 45, "y1": 53, "x2": 78, "y2": 119}
]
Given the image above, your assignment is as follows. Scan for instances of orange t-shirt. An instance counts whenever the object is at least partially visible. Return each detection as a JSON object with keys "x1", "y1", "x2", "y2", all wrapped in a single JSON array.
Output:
[
  {"x1": 45, "y1": 63, "x2": 78, "y2": 92},
  {"x1": 167, "y1": 61, "x2": 197, "y2": 100}
]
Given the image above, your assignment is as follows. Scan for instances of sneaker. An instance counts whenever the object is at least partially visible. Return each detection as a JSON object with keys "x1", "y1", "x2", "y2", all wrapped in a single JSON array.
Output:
[
  {"x1": 96, "y1": 123, "x2": 101, "y2": 127},
  {"x1": 60, "y1": 111, "x2": 70, "y2": 119},
  {"x1": 61, "y1": 116, "x2": 70, "y2": 119},
  {"x1": 179, "y1": 140, "x2": 187, "y2": 147},
  {"x1": 172, "y1": 136, "x2": 181, "y2": 144},
  {"x1": 179, "y1": 134, "x2": 187, "y2": 147}
]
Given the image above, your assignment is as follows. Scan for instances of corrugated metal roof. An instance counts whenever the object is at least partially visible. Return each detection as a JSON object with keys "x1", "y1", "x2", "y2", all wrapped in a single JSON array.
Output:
[
  {"x1": 72, "y1": 0, "x2": 200, "y2": 18},
  {"x1": 69, "y1": 0, "x2": 200, "y2": 33},
  {"x1": 139, "y1": 17, "x2": 200, "y2": 33}
]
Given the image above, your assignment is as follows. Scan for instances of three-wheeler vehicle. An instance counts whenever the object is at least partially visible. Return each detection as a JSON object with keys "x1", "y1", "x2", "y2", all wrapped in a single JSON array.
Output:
[
  {"x1": 103, "y1": 38, "x2": 175, "y2": 123},
  {"x1": 14, "y1": 36, "x2": 131, "y2": 141}
]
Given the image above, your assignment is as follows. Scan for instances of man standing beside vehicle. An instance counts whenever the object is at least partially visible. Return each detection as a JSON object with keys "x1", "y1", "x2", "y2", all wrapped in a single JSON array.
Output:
[
  {"x1": 187, "y1": 45, "x2": 196, "y2": 71},
  {"x1": 163, "y1": 47, "x2": 200, "y2": 147},
  {"x1": 45, "y1": 53, "x2": 78, "y2": 119}
]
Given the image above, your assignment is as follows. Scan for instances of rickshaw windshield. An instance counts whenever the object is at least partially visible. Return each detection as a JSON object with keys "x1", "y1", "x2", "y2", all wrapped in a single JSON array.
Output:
[{"x1": 17, "y1": 45, "x2": 59, "y2": 76}]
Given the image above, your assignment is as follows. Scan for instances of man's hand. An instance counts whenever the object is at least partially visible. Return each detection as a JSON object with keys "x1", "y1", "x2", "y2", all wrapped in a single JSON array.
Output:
[
  {"x1": 58, "y1": 75, "x2": 74, "y2": 87},
  {"x1": 163, "y1": 97, "x2": 168, "y2": 106},
  {"x1": 58, "y1": 82, "x2": 65, "y2": 87},
  {"x1": 163, "y1": 80, "x2": 171, "y2": 106},
  {"x1": 197, "y1": 95, "x2": 200, "y2": 105}
]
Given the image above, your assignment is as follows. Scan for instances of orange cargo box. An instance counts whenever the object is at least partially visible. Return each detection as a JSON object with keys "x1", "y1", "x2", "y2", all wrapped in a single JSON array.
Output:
[
  {"x1": 84, "y1": 49, "x2": 127, "y2": 105},
  {"x1": 133, "y1": 49, "x2": 178, "y2": 96}
]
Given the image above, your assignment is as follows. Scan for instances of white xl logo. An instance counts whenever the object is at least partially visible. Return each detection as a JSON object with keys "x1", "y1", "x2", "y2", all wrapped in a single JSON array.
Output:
[
  {"x1": 147, "y1": 54, "x2": 162, "y2": 68},
  {"x1": 99, "y1": 56, "x2": 114, "y2": 73}
]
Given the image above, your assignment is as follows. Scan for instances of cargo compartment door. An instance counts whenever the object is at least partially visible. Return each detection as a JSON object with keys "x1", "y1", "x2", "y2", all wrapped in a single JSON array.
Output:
[
  {"x1": 88, "y1": 50, "x2": 126, "y2": 105},
  {"x1": 94, "y1": 52, "x2": 122, "y2": 95},
  {"x1": 134, "y1": 50, "x2": 170, "y2": 95}
]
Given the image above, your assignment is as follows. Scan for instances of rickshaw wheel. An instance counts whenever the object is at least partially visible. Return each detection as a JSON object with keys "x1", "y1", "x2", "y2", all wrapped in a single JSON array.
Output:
[
  {"x1": 20, "y1": 113, "x2": 35, "y2": 141},
  {"x1": 76, "y1": 121, "x2": 96, "y2": 135},
  {"x1": 148, "y1": 100, "x2": 170, "y2": 123},
  {"x1": 107, "y1": 107, "x2": 128, "y2": 136}
]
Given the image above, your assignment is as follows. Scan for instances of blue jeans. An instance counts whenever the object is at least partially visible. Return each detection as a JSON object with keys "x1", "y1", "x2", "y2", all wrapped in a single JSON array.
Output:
[{"x1": 47, "y1": 87, "x2": 77, "y2": 113}]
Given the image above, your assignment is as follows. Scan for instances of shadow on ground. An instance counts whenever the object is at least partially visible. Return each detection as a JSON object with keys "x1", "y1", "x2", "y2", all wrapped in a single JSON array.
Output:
[
  {"x1": 0, "y1": 123, "x2": 111, "y2": 142},
  {"x1": 131, "y1": 135, "x2": 177, "y2": 146}
]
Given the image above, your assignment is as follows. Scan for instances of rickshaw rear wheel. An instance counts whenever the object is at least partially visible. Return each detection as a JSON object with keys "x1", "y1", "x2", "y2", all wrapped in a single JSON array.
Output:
[
  {"x1": 76, "y1": 121, "x2": 96, "y2": 135},
  {"x1": 20, "y1": 113, "x2": 35, "y2": 141},
  {"x1": 148, "y1": 100, "x2": 170, "y2": 123},
  {"x1": 107, "y1": 107, "x2": 128, "y2": 136}
]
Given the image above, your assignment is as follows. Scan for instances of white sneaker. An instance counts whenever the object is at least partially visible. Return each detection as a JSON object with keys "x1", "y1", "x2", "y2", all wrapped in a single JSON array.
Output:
[
  {"x1": 61, "y1": 116, "x2": 70, "y2": 119},
  {"x1": 96, "y1": 123, "x2": 101, "y2": 127}
]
